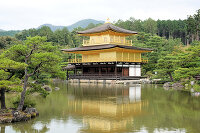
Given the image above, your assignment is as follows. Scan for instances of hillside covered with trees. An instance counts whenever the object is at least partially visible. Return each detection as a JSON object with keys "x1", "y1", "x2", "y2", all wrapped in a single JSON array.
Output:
[{"x1": 0, "y1": 19, "x2": 104, "y2": 36}]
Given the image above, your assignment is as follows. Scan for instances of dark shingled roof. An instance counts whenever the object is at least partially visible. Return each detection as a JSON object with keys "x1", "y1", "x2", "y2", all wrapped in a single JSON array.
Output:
[
  {"x1": 77, "y1": 23, "x2": 137, "y2": 35},
  {"x1": 61, "y1": 44, "x2": 153, "y2": 52}
]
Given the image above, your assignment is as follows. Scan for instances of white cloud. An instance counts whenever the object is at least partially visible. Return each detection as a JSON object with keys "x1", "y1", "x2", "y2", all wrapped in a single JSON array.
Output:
[{"x1": 0, "y1": 0, "x2": 199, "y2": 30}]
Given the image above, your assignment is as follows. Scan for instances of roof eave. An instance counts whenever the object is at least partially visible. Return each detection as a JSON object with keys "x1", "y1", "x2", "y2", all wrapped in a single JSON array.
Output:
[{"x1": 61, "y1": 45, "x2": 153, "y2": 53}]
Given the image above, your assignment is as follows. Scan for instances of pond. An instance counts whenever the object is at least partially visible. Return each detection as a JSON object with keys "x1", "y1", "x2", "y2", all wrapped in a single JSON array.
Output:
[{"x1": 1, "y1": 81, "x2": 200, "y2": 133}]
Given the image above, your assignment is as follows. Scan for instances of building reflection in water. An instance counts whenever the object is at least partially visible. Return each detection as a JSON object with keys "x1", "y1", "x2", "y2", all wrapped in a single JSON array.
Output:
[{"x1": 67, "y1": 84, "x2": 148, "y2": 133}]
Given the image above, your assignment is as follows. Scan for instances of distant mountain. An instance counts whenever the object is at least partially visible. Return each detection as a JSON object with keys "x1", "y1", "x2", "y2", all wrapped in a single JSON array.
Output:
[
  {"x1": 38, "y1": 24, "x2": 65, "y2": 31},
  {"x1": 38, "y1": 19, "x2": 104, "y2": 31},
  {"x1": 0, "y1": 19, "x2": 104, "y2": 37},
  {"x1": 67, "y1": 19, "x2": 104, "y2": 31}
]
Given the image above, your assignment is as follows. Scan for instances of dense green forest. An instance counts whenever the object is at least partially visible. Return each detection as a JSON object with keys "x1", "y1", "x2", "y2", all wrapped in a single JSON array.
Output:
[
  {"x1": 0, "y1": 9, "x2": 200, "y2": 109},
  {"x1": 114, "y1": 9, "x2": 200, "y2": 45},
  {"x1": 0, "y1": 30, "x2": 20, "y2": 37}
]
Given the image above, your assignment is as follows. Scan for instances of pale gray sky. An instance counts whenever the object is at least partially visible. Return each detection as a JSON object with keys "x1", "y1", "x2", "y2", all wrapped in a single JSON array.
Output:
[{"x1": 0, "y1": 0, "x2": 199, "y2": 30}]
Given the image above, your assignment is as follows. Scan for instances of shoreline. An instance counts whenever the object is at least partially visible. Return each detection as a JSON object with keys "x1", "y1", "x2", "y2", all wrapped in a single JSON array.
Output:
[{"x1": 0, "y1": 108, "x2": 39, "y2": 124}]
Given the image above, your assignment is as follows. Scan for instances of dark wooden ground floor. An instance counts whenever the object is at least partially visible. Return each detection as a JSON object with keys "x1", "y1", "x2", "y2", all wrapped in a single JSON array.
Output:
[
  {"x1": 66, "y1": 62, "x2": 144, "y2": 80},
  {"x1": 68, "y1": 74, "x2": 145, "y2": 80}
]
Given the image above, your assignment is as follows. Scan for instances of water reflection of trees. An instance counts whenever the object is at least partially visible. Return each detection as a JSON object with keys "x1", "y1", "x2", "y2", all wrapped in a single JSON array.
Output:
[
  {"x1": 0, "y1": 121, "x2": 49, "y2": 133},
  {"x1": 137, "y1": 84, "x2": 200, "y2": 133}
]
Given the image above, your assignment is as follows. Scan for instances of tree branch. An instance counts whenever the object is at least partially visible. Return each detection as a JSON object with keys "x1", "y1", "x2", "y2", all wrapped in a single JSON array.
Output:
[
  {"x1": 26, "y1": 49, "x2": 34, "y2": 58},
  {"x1": 6, "y1": 71, "x2": 15, "y2": 80},
  {"x1": 28, "y1": 62, "x2": 43, "y2": 77},
  {"x1": 26, "y1": 44, "x2": 37, "y2": 58}
]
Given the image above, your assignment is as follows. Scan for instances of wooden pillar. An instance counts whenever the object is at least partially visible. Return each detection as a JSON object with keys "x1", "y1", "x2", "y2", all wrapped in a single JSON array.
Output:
[
  {"x1": 115, "y1": 65, "x2": 117, "y2": 75},
  {"x1": 106, "y1": 66, "x2": 108, "y2": 75},
  {"x1": 122, "y1": 63, "x2": 124, "y2": 77},
  {"x1": 66, "y1": 70, "x2": 69, "y2": 80},
  {"x1": 74, "y1": 66, "x2": 77, "y2": 76},
  {"x1": 122, "y1": 51, "x2": 123, "y2": 61},
  {"x1": 75, "y1": 54, "x2": 76, "y2": 63},
  {"x1": 115, "y1": 64, "x2": 117, "y2": 80},
  {"x1": 81, "y1": 64, "x2": 83, "y2": 75},
  {"x1": 99, "y1": 66, "x2": 101, "y2": 76}
]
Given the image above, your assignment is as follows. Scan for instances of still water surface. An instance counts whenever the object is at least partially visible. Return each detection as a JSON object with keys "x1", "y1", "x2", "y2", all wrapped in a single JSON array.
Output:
[{"x1": 1, "y1": 82, "x2": 200, "y2": 133}]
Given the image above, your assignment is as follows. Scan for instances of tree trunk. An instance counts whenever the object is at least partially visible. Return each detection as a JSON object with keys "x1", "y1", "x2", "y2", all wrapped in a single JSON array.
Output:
[
  {"x1": 158, "y1": 29, "x2": 160, "y2": 36},
  {"x1": 17, "y1": 67, "x2": 29, "y2": 111},
  {"x1": 192, "y1": 34, "x2": 194, "y2": 42},
  {"x1": 196, "y1": 31, "x2": 199, "y2": 41},
  {"x1": 168, "y1": 72, "x2": 174, "y2": 82},
  {"x1": 0, "y1": 87, "x2": 6, "y2": 109},
  {"x1": 186, "y1": 39, "x2": 189, "y2": 46}
]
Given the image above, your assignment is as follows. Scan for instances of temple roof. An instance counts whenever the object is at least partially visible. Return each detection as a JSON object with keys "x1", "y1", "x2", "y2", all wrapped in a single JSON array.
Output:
[
  {"x1": 61, "y1": 44, "x2": 153, "y2": 52},
  {"x1": 77, "y1": 23, "x2": 137, "y2": 35}
]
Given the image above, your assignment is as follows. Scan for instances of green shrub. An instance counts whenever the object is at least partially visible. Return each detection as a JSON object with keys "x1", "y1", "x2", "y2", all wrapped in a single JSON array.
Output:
[
  {"x1": 12, "y1": 96, "x2": 36, "y2": 110},
  {"x1": 27, "y1": 83, "x2": 49, "y2": 98},
  {"x1": 31, "y1": 73, "x2": 51, "y2": 84},
  {"x1": 196, "y1": 80, "x2": 200, "y2": 85},
  {"x1": 193, "y1": 84, "x2": 200, "y2": 92},
  {"x1": 8, "y1": 86, "x2": 23, "y2": 92}
]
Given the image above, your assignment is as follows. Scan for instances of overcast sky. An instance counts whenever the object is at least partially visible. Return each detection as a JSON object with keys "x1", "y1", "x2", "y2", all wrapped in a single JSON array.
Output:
[{"x1": 0, "y1": 0, "x2": 199, "y2": 30}]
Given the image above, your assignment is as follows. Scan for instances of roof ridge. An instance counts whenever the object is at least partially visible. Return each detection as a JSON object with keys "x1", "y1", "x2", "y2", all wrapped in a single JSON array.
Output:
[{"x1": 77, "y1": 23, "x2": 137, "y2": 35}]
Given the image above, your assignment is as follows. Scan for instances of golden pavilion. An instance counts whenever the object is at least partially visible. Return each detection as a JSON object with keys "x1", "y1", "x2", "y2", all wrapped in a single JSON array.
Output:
[{"x1": 62, "y1": 22, "x2": 152, "y2": 80}]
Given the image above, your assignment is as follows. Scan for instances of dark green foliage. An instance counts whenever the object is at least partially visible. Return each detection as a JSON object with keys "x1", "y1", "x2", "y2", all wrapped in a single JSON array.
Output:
[
  {"x1": 15, "y1": 26, "x2": 80, "y2": 48},
  {"x1": 0, "y1": 36, "x2": 19, "y2": 49},
  {"x1": 38, "y1": 26, "x2": 54, "y2": 42},
  {"x1": 143, "y1": 18, "x2": 157, "y2": 35},
  {"x1": 32, "y1": 73, "x2": 51, "y2": 84},
  {"x1": 12, "y1": 96, "x2": 36, "y2": 110},
  {"x1": 115, "y1": 9, "x2": 200, "y2": 45},
  {"x1": 129, "y1": 32, "x2": 182, "y2": 73},
  {"x1": 53, "y1": 28, "x2": 72, "y2": 46},
  {"x1": 27, "y1": 83, "x2": 49, "y2": 98},
  {"x1": 196, "y1": 80, "x2": 200, "y2": 85},
  {"x1": 115, "y1": 17, "x2": 188, "y2": 44},
  {"x1": 174, "y1": 44, "x2": 200, "y2": 80},
  {"x1": 0, "y1": 57, "x2": 26, "y2": 109},
  {"x1": 156, "y1": 54, "x2": 179, "y2": 81},
  {"x1": 1, "y1": 36, "x2": 66, "y2": 110},
  {"x1": 157, "y1": 19, "x2": 187, "y2": 43},
  {"x1": 155, "y1": 43, "x2": 200, "y2": 82},
  {"x1": 15, "y1": 29, "x2": 38, "y2": 41},
  {"x1": 186, "y1": 9, "x2": 200, "y2": 43},
  {"x1": 0, "y1": 30, "x2": 20, "y2": 37}
]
